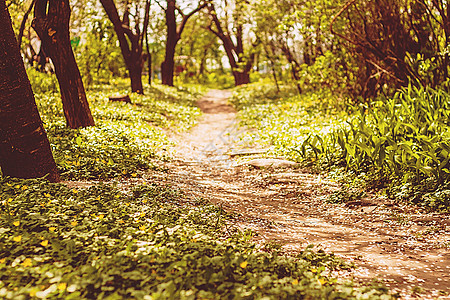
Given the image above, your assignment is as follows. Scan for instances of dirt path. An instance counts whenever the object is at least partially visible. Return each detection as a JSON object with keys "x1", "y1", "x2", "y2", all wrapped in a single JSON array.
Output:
[{"x1": 150, "y1": 90, "x2": 450, "y2": 299}]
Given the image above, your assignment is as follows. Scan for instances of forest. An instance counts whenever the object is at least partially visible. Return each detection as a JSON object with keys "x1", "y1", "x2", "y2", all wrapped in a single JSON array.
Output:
[{"x1": 0, "y1": 0, "x2": 449, "y2": 298}]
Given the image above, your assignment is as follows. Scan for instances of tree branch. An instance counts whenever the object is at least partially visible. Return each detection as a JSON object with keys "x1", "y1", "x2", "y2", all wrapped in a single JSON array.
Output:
[
  {"x1": 177, "y1": 2, "x2": 207, "y2": 36},
  {"x1": 18, "y1": 0, "x2": 37, "y2": 48}
]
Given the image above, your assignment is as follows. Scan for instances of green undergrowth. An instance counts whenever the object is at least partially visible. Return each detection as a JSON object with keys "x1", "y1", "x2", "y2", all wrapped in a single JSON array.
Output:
[
  {"x1": 232, "y1": 82, "x2": 450, "y2": 211},
  {"x1": 230, "y1": 82, "x2": 345, "y2": 163},
  {"x1": 33, "y1": 76, "x2": 202, "y2": 180},
  {"x1": 0, "y1": 177, "x2": 391, "y2": 299}
]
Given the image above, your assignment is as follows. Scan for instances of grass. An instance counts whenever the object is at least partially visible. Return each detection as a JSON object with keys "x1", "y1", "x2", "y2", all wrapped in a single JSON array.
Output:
[
  {"x1": 33, "y1": 76, "x2": 202, "y2": 180},
  {"x1": 0, "y1": 74, "x2": 393, "y2": 299}
]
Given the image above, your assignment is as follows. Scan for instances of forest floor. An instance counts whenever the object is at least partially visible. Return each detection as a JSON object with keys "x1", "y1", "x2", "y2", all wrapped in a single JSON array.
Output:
[{"x1": 132, "y1": 90, "x2": 448, "y2": 299}]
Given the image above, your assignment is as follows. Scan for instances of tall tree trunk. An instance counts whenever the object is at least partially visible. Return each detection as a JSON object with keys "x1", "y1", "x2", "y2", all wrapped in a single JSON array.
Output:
[
  {"x1": 161, "y1": 0, "x2": 178, "y2": 86},
  {"x1": 161, "y1": 0, "x2": 206, "y2": 86},
  {"x1": 100, "y1": 0, "x2": 149, "y2": 94},
  {"x1": 161, "y1": 38, "x2": 177, "y2": 86},
  {"x1": 129, "y1": 60, "x2": 144, "y2": 93},
  {"x1": 32, "y1": 0, "x2": 94, "y2": 129},
  {"x1": 207, "y1": 3, "x2": 252, "y2": 87},
  {"x1": 0, "y1": 0, "x2": 59, "y2": 182}
]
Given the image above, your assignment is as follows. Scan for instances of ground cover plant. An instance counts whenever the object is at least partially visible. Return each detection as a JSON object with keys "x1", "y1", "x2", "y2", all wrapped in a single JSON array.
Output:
[
  {"x1": 0, "y1": 74, "x2": 394, "y2": 299},
  {"x1": 0, "y1": 177, "x2": 391, "y2": 299},
  {"x1": 231, "y1": 81, "x2": 450, "y2": 212},
  {"x1": 31, "y1": 74, "x2": 202, "y2": 180}
]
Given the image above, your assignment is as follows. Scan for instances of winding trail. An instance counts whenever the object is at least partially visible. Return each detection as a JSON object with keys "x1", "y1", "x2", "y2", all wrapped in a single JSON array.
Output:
[{"x1": 149, "y1": 90, "x2": 450, "y2": 299}]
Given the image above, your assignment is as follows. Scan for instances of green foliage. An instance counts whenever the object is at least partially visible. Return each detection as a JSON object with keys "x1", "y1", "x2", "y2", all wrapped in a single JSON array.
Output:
[
  {"x1": 331, "y1": 86, "x2": 450, "y2": 183},
  {"x1": 298, "y1": 51, "x2": 356, "y2": 97},
  {"x1": 232, "y1": 82, "x2": 450, "y2": 211},
  {"x1": 0, "y1": 177, "x2": 391, "y2": 299},
  {"x1": 33, "y1": 81, "x2": 201, "y2": 180},
  {"x1": 26, "y1": 69, "x2": 59, "y2": 94},
  {"x1": 231, "y1": 81, "x2": 344, "y2": 164},
  {"x1": 74, "y1": 16, "x2": 127, "y2": 87}
]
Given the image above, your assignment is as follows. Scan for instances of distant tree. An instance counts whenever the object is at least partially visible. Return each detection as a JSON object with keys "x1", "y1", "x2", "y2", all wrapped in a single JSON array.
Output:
[
  {"x1": 32, "y1": 0, "x2": 95, "y2": 128},
  {"x1": 160, "y1": 0, "x2": 207, "y2": 86},
  {"x1": 100, "y1": 0, "x2": 151, "y2": 94},
  {"x1": 0, "y1": 0, "x2": 59, "y2": 182},
  {"x1": 176, "y1": 14, "x2": 222, "y2": 80},
  {"x1": 206, "y1": 0, "x2": 255, "y2": 86}
]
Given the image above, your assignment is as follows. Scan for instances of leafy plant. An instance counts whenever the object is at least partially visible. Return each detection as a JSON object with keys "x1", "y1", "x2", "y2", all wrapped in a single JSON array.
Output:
[
  {"x1": 0, "y1": 177, "x2": 391, "y2": 299},
  {"x1": 33, "y1": 82, "x2": 202, "y2": 180}
]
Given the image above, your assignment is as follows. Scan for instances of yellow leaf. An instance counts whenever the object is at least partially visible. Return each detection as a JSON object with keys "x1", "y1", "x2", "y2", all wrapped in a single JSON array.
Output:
[
  {"x1": 44, "y1": 193, "x2": 51, "y2": 197},
  {"x1": 22, "y1": 258, "x2": 32, "y2": 267},
  {"x1": 49, "y1": 227, "x2": 56, "y2": 232},
  {"x1": 97, "y1": 214, "x2": 104, "y2": 220},
  {"x1": 292, "y1": 279, "x2": 299, "y2": 285},
  {"x1": 140, "y1": 212, "x2": 145, "y2": 217},
  {"x1": 118, "y1": 220, "x2": 124, "y2": 224},
  {"x1": 13, "y1": 235, "x2": 22, "y2": 242},
  {"x1": 122, "y1": 170, "x2": 127, "y2": 175},
  {"x1": 40, "y1": 240, "x2": 49, "y2": 247},
  {"x1": 72, "y1": 189, "x2": 78, "y2": 194},
  {"x1": 311, "y1": 268, "x2": 317, "y2": 273},
  {"x1": 0, "y1": 258, "x2": 6, "y2": 264},
  {"x1": 7, "y1": 198, "x2": 13, "y2": 202},
  {"x1": 70, "y1": 221, "x2": 78, "y2": 226},
  {"x1": 22, "y1": 186, "x2": 28, "y2": 190},
  {"x1": 132, "y1": 173, "x2": 137, "y2": 177},
  {"x1": 15, "y1": 185, "x2": 20, "y2": 189},
  {"x1": 29, "y1": 288, "x2": 39, "y2": 297},
  {"x1": 240, "y1": 261, "x2": 248, "y2": 269},
  {"x1": 318, "y1": 278, "x2": 327, "y2": 285},
  {"x1": 57, "y1": 283, "x2": 67, "y2": 291},
  {"x1": 13, "y1": 221, "x2": 20, "y2": 227},
  {"x1": 139, "y1": 225, "x2": 146, "y2": 230}
]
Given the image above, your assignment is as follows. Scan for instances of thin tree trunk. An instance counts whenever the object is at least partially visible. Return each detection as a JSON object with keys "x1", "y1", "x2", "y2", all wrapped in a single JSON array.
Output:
[
  {"x1": 0, "y1": 0, "x2": 59, "y2": 182},
  {"x1": 161, "y1": 41, "x2": 177, "y2": 86},
  {"x1": 32, "y1": 0, "x2": 94, "y2": 129},
  {"x1": 161, "y1": 0, "x2": 177, "y2": 86},
  {"x1": 100, "y1": 0, "x2": 149, "y2": 94},
  {"x1": 17, "y1": 0, "x2": 37, "y2": 48},
  {"x1": 161, "y1": 0, "x2": 206, "y2": 86},
  {"x1": 207, "y1": 3, "x2": 252, "y2": 87}
]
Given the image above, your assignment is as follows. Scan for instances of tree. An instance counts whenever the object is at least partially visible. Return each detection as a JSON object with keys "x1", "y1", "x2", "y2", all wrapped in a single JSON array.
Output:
[
  {"x1": 32, "y1": 0, "x2": 95, "y2": 128},
  {"x1": 176, "y1": 14, "x2": 223, "y2": 82},
  {"x1": 100, "y1": 0, "x2": 151, "y2": 94},
  {"x1": 207, "y1": 0, "x2": 255, "y2": 86},
  {"x1": 0, "y1": 0, "x2": 59, "y2": 182},
  {"x1": 160, "y1": 0, "x2": 206, "y2": 86},
  {"x1": 330, "y1": 0, "x2": 450, "y2": 98}
]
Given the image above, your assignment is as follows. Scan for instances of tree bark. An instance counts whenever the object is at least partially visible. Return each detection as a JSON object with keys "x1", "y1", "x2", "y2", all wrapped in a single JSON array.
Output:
[
  {"x1": 207, "y1": 3, "x2": 252, "y2": 86},
  {"x1": 0, "y1": 0, "x2": 59, "y2": 182},
  {"x1": 161, "y1": 0, "x2": 178, "y2": 86},
  {"x1": 161, "y1": 0, "x2": 206, "y2": 86},
  {"x1": 100, "y1": 0, "x2": 149, "y2": 94},
  {"x1": 32, "y1": 0, "x2": 95, "y2": 129}
]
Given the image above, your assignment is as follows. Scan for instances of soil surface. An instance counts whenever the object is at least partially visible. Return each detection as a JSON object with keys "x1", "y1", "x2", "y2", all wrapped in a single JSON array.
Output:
[{"x1": 150, "y1": 90, "x2": 450, "y2": 299}]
